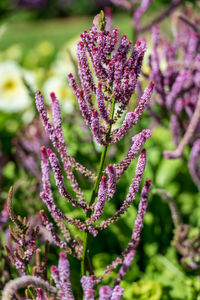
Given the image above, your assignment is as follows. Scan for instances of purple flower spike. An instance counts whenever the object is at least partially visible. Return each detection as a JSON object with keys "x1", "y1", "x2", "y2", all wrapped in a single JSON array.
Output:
[
  {"x1": 135, "y1": 149, "x2": 146, "y2": 176},
  {"x1": 125, "y1": 149, "x2": 147, "y2": 206},
  {"x1": 79, "y1": 89, "x2": 92, "y2": 128},
  {"x1": 133, "y1": 0, "x2": 152, "y2": 30},
  {"x1": 103, "y1": 179, "x2": 151, "y2": 279},
  {"x1": 87, "y1": 176, "x2": 108, "y2": 225},
  {"x1": 115, "y1": 34, "x2": 132, "y2": 63},
  {"x1": 35, "y1": 91, "x2": 56, "y2": 148},
  {"x1": 40, "y1": 191, "x2": 63, "y2": 221},
  {"x1": 91, "y1": 47, "x2": 107, "y2": 80},
  {"x1": 114, "y1": 179, "x2": 151, "y2": 285},
  {"x1": 87, "y1": 226, "x2": 98, "y2": 237},
  {"x1": 40, "y1": 191, "x2": 88, "y2": 232},
  {"x1": 110, "y1": 285, "x2": 124, "y2": 300},
  {"x1": 58, "y1": 253, "x2": 74, "y2": 300},
  {"x1": 50, "y1": 91, "x2": 96, "y2": 181},
  {"x1": 40, "y1": 210, "x2": 68, "y2": 251},
  {"x1": 50, "y1": 92, "x2": 62, "y2": 129},
  {"x1": 133, "y1": 81, "x2": 154, "y2": 123},
  {"x1": 152, "y1": 24, "x2": 160, "y2": 47},
  {"x1": 97, "y1": 82, "x2": 110, "y2": 123},
  {"x1": 170, "y1": 114, "x2": 182, "y2": 146},
  {"x1": 111, "y1": 112, "x2": 135, "y2": 143},
  {"x1": 91, "y1": 110, "x2": 106, "y2": 145},
  {"x1": 106, "y1": 164, "x2": 116, "y2": 200},
  {"x1": 77, "y1": 41, "x2": 96, "y2": 97},
  {"x1": 68, "y1": 75, "x2": 92, "y2": 127},
  {"x1": 186, "y1": 32, "x2": 199, "y2": 62},
  {"x1": 24, "y1": 240, "x2": 36, "y2": 262},
  {"x1": 36, "y1": 89, "x2": 87, "y2": 204},
  {"x1": 99, "y1": 149, "x2": 147, "y2": 230},
  {"x1": 114, "y1": 129, "x2": 151, "y2": 180},
  {"x1": 41, "y1": 146, "x2": 72, "y2": 227},
  {"x1": 51, "y1": 265, "x2": 61, "y2": 291},
  {"x1": 94, "y1": 176, "x2": 108, "y2": 217},
  {"x1": 40, "y1": 146, "x2": 51, "y2": 194},
  {"x1": 113, "y1": 55, "x2": 124, "y2": 101},
  {"x1": 132, "y1": 179, "x2": 151, "y2": 240},
  {"x1": 68, "y1": 73, "x2": 80, "y2": 98},
  {"x1": 132, "y1": 39, "x2": 147, "y2": 79},
  {"x1": 81, "y1": 276, "x2": 95, "y2": 300},
  {"x1": 99, "y1": 285, "x2": 112, "y2": 300},
  {"x1": 166, "y1": 71, "x2": 192, "y2": 109},
  {"x1": 112, "y1": 82, "x2": 154, "y2": 143},
  {"x1": 58, "y1": 252, "x2": 69, "y2": 279},
  {"x1": 47, "y1": 148, "x2": 88, "y2": 211}
]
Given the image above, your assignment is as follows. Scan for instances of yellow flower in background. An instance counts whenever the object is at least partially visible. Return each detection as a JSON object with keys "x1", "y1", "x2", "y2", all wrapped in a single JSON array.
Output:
[
  {"x1": 124, "y1": 280, "x2": 162, "y2": 300},
  {"x1": 0, "y1": 61, "x2": 33, "y2": 112},
  {"x1": 36, "y1": 41, "x2": 54, "y2": 57},
  {"x1": 43, "y1": 76, "x2": 74, "y2": 114},
  {"x1": 23, "y1": 50, "x2": 40, "y2": 69},
  {"x1": 3, "y1": 44, "x2": 22, "y2": 61},
  {"x1": 159, "y1": 56, "x2": 168, "y2": 72}
]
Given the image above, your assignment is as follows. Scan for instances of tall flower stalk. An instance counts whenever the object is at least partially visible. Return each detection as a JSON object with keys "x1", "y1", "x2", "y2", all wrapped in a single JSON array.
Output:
[
  {"x1": 3, "y1": 11, "x2": 153, "y2": 299},
  {"x1": 36, "y1": 10, "x2": 153, "y2": 293}
]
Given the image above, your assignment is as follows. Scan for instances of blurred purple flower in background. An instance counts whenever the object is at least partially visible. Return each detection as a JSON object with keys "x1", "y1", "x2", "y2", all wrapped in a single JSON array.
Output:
[
  {"x1": 17, "y1": 0, "x2": 48, "y2": 8},
  {"x1": 148, "y1": 12, "x2": 200, "y2": 188}
]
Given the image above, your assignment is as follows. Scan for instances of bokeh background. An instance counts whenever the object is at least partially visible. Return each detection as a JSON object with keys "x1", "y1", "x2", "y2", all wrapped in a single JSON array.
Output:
[{"x1": 0, "y1": 0, "x2": 200, "y2": 299}]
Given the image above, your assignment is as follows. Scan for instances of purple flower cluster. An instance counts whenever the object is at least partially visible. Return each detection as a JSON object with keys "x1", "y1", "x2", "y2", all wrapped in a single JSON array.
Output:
[
  {"x1": 51, "y1": 253, "x2": 74, "y2": 300},
  {"x1": 17, "y1": 0, "x2": 48, "y2": 8},
  {"x1": 111, "y1": 0, "x2": 183, "y2": 38},
  {"x1": 148, "y1": 17, "x2": 200, "y2": 188},
  {"x1": 5, "y1": 188, "x2": 40, "y2": 275},
  {"x1": 68, "y1": 24, "x2": 153, "y2": 146},
  {"x1": 33, "y1": 13, "x2": 154, "y2": 297},
  {"x1": 111, "y1": 0, "x2": 152, "y2": 31},
  {"x1": 13, "y1": 118, "x2": 49, "y2": 186},
  {"x1": 3, "y1": 12, "x2": 153, "y2": 299},
  {"x1": 133, "y1": 0, "x2": 152, "y2": 31}
]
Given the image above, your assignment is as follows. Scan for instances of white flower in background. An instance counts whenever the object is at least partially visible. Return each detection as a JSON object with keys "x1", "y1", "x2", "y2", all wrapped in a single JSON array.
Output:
[
  {"x1": 43, "y1": 76, "x2": 74, "y2": 114},
  {"x1": 0, "y1": 61, "x2": 34, "y2": 112}
]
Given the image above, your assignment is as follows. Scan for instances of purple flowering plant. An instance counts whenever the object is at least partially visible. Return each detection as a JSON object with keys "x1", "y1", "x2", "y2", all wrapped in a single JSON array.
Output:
[
  {"x1": 2, "y1": 11, "x2": 154, "y2": 299},
  {"x1": 148, "y1": 13, "x2": 200, "y2": 188},
  {"x1": 111, "y1": 0, "x2": 183, "y2": 41}
]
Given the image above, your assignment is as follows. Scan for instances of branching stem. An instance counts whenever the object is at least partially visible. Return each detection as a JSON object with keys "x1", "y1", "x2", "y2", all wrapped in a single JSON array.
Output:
[{"x1": 81, "y1": 98, "x2": 115, "y2": 278}]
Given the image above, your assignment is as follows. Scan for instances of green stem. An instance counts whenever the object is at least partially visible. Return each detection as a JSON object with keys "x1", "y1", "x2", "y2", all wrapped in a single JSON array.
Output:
[{"x1": 81, "y1": 98, "x2": 115, "y2": 277}]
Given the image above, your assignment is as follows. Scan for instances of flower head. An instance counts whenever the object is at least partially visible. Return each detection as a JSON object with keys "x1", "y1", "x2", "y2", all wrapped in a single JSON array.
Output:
[{"x1": 0, "y1": 61, "x2": 32, "y2": 112}]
